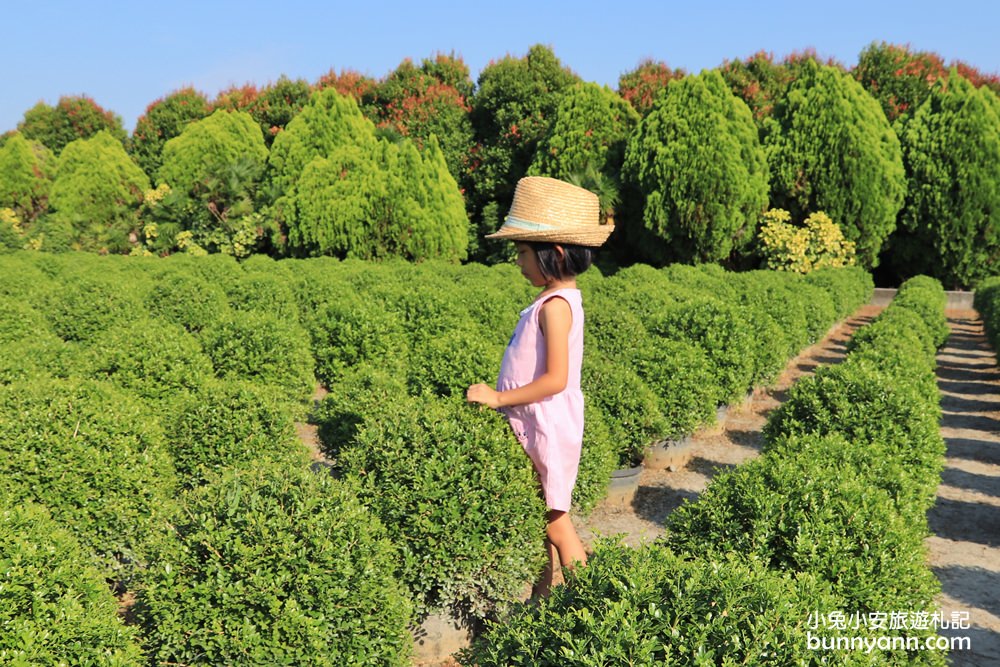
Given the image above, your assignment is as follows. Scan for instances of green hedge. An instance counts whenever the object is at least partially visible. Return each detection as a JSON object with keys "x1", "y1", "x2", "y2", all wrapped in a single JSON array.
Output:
[
  {"x1": 339, "y1": 395, "x2": 547, "y2": 620},
  {"x1": 162, "y1": 378, "x2": 310, "y2": 488},
  {"x1": 975, "y1": 275, "x2": 1000, "y2": 352},
  {"x1": 135, "y1": 463, "x2": 413, "y2": 666},
  {"x1": 0, "y1": 496, "x2": 145, "y2": 666},
  {"x1": 0, "y1": 377, "x2": 177, "y2": 578}
]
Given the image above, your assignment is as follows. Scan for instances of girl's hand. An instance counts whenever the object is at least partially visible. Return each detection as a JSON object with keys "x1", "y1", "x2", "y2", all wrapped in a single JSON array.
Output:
[{"x1": 466, "y1": 383, "x2": 502, "y2": 409}]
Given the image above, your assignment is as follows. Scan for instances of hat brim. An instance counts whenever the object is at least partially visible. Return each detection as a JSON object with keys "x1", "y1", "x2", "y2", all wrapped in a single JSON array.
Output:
[{"x1": 485, "y1": 222, "x2": 614, "y2": 247}]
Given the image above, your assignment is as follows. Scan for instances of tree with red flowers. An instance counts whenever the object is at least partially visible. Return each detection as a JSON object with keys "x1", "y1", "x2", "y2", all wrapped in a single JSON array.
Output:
[
  {"x1": 315, "y1": 68, "x2": 379, "y2": 102},
  {"x1": 466, "y1": 45, "x2": 580, "y2": 261},
  {"x1": 18, "y1": 95, "x2": 127, "y2": 154},
  {"x1": 617, "y1": 59, "x2": 685, "y2": 116},
  {"x1": 129, "y1": 87, "x2": 211, "y2": 178},
  {"x1": 362, "y1": 54, "x2": 475, "y2": 183},
  {"x1": 853, "y1": 42, "x2": 948, "y2": 123}
]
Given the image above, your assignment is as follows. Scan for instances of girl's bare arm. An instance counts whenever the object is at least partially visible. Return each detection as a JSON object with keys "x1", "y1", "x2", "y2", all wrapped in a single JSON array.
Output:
[{"x1": 467, "y1": 296, "x2": 571, "y2": 409}]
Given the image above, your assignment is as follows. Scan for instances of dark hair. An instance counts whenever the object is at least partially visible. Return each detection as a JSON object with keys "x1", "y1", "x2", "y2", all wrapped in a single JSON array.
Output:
[{"x1": 525, "y1": 241, "x2": 594, "y2": 281}]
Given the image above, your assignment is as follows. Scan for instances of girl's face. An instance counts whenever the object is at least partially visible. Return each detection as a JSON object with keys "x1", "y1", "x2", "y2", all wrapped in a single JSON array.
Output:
[{"x1": 515, "y1": 242, "x2": 547, "y2": 287}]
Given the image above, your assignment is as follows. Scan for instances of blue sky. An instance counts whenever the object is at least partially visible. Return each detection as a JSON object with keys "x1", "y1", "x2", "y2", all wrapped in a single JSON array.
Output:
[{"x1": 3, "y1": 0, "x2": 998, "y2": 133}]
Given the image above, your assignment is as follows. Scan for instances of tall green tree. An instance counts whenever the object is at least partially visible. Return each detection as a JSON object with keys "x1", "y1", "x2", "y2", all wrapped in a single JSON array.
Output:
[
  {"x1": 766, "y1": 59, "x2": 905, "y2": 268},
  {"x1": 18, "y1": 96, "x2": 127, "y2": 155},
  {"x1": 280, "y1": 135, "x2": 467, "y2": 262},
  {"x1": 129, "y1": 87, "x2": 211, "y2": 178},
  {"x1": 266, "y1": 88, "x2": 379, "y2": 203},
  {"x1": 156, "y1": 110, "x2": 269, "y2": 255},
  {"x1": 890, "y1": 72, "x2": 1000, "y2": 288},
  {"x1": 48, "y1": 131, "x2": 149, "y2": 252},
  {"x1": 466, "y1": 45, "x2": 580, "y2": 260},
  {"x1": 0, "y1": 133, "x2": 55, "y2": 223},
  {"x1": 622, "y1": 70, "x2": 769, "y2": 264},
  {"x1": 528, "y1": 82, "x2": 639, "y2": 186}
]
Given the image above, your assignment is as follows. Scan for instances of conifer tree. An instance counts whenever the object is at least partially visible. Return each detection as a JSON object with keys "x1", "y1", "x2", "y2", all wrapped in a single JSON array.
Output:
[
  {"x1": 266, "y1": 88, "x2": 379, "y2": 202},
  {"x1": 48, "y1": 131, "x2": 149, "y2": 251},
  {"x1": 891, "y1": 72, "x2": 1000, "y2": 287},
  {"x1": 766, "y1": 59, "x2": 905, "y2": 268},
  {"x1": 157, "y1": 110, "x2": 269, "y2": 255},
  {"x1": 0, "y1": 133, "x2": 55, "y2": 222},
  {"x1": 623, "y1": 70, "x2": 769, "y2": 264},
  {"x1": 529, "y1": 82, "x2": 639, "y2": 185}
]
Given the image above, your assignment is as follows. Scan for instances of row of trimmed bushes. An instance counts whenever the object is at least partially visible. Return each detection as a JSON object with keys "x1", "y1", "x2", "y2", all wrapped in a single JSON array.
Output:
[
  {"x1": 0, "y1": 250, "x2": 870, "y2": 665},
  {"x1": 464, "y1": 275, "x2": 948, "y2": 665},
  {"x1": 974, "y1": 276, "x2": 1000, "y2": 355}
]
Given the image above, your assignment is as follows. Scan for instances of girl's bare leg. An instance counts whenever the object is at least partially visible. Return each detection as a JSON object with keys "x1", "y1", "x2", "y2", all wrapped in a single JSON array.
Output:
[{"x1": 535, "y1": 510, "x2": 587, "y2": 598}]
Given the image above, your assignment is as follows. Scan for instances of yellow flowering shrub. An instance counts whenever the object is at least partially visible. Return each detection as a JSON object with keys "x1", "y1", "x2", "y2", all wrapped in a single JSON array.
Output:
[{"x1": 758, "y1": 209, "x2": 856, "y2": 273}]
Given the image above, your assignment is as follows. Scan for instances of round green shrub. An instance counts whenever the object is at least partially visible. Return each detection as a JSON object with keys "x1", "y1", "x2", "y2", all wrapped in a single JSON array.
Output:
[
  {"x1": 654, "y1": 300, "x2": 756, "y2": 405},
  {"x1": 315, "y1": 365, "x2": 408, "y2": 464},
  {"x1": 892, "y1": 275, "x2": 949, "y2": 346},
  {"x1": 147, "y1": 270, "x2": 231, "y2": 332},
  {"x1": 0, "y1": 496, "x2": 145, "y2": 666},
  {"x1": 462, "y1": 541, "x2": 844, "y2": 666},
  {"x1": 764, "y1": 430, "x2": 943, "y2": 519},
  {"x1": 659, "y1": 262, "x2": 739, "y2": 301},
  {"x1": 85, "y1": 318, "x2": 214, "y2": 403},
  {"x1": 0, "y1": 297, "x2": 76, "y2": 382},
  {"x1": 804, "y1": 267, "x2": 874, "y2": 320},
  {"x1": 763, "y1": 358, "x2": 941, "y2": 455},
  {"x1": 0, "y1": 378, "x2": 177, "y2": 576},
  {"x1": 135, "y1": 463, "x2": 413, "y2": 666},
  {"x1": 583, "y1": 353, "x2": 668, "y2": 466},
  {"x1": 797, "y1": 281, "x2": 838, "y2": 343},
  {"x1": 162, "y1": 378, "x2": 308, "y2": 487},
  {"x1": 226, "y1": 270, "x2": 299, "y2": 321},
  {"x1": 571, "y1": 397, "x2": 617, "y2": 515},
  {"x1": 847, "y1": 306, "x2": 935, "y2": 359},
  {"x1": 0, "y1": 335, "x2": 76, "y2": 385},
  {"x1": 199, "y1": 310, "x2": 314, "y2": 402},
  {"x1": 0, "y1": 253, "x2": 54, "y2": 300},
  {"x1": 665, "y1": 451, "x2": 942, "y2": 614},
  {"x1": 41, "y1": 273, "x2": 146, "y2": 343},
  {"x1": 309, "y1": 293, "x2": 410, "y2": 386},
  {"x1": 341, "y1": 395, "x2": 547, "y2": 619},
  {"x1": 732, "y1": 270, "x2": 808, "y2": 354},
  {"x1": 407, "y1": 320, "x2": 503, "y2": 398},
  {"x1": 631, "y1": 338, "x2": 719, "y2": 436}
]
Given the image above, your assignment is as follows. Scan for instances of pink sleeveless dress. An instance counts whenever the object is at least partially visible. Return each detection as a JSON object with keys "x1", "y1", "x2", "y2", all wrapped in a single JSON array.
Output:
[{"x1": 496, "y1": 288, "x2": 585, "y2": 512}]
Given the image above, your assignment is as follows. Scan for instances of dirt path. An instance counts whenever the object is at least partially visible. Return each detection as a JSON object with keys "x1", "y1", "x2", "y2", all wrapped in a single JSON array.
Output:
[
  {"x1": 574, "y1": 305, "x2": 883, "y2": 547},
  {"x1": 926, "y1": 312, "x2": 1000, "y2": 666}
]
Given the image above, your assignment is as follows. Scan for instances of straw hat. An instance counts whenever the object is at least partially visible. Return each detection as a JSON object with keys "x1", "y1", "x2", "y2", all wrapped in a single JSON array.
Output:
[{"x1": 486, "y1": 176, "x2": 613, "y2": 247}]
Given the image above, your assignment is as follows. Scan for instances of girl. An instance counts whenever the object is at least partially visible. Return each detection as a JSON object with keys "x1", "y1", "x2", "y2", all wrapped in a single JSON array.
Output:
[{"x1": 466, "y1": 176, "x2": 613, "y2": 597}]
